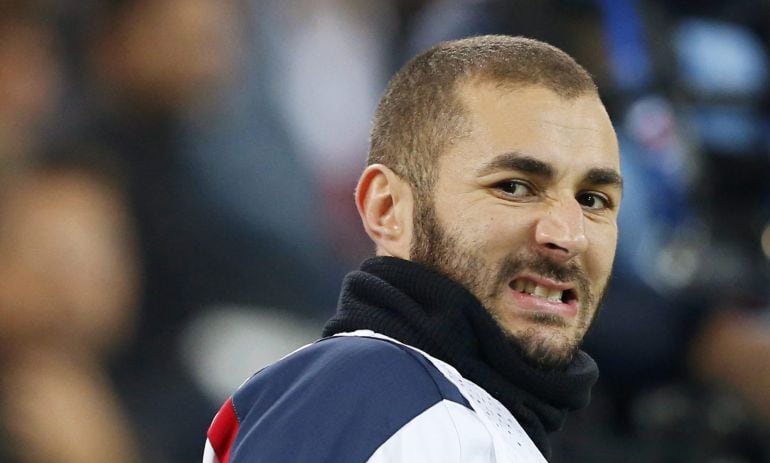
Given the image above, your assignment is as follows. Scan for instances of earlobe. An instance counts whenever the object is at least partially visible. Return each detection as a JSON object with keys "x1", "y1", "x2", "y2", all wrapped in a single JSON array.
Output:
[{"x1": 355, "y1": 164, "x2": 412, "y2": 258}]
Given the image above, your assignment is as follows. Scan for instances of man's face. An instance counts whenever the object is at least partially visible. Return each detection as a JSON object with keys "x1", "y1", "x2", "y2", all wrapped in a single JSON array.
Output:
[{"x1": 410, "y1": 82, "x2": 621, "y2": 369}]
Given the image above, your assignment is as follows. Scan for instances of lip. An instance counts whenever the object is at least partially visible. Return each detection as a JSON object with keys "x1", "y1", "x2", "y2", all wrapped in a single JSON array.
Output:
[
  {"x1": 512, "y1": 273, "x2": 575, "y2": 292},
  {"x1": 508, "y1": 274, "x2": 579, "y2": 319}
]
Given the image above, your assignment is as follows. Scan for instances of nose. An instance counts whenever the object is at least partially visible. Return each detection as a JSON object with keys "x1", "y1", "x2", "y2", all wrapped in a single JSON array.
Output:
[{"x1": 534, "y1": 198, "x2": 588, "y2": 261}]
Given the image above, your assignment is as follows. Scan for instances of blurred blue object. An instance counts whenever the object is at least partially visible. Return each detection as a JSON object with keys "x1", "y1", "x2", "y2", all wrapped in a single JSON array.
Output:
[
  {"x1": 596, "y1": 0, "x2": 653, "y2": 93},
  {"x1": 674, "y1": 18, "x2": 768, "y2": 156},
  {"x1": 684, "y1": 104, "x2": 764, "y2": 155},
  {"x1": 674, "y1": 18, "x2": 768, "y2": 99}
]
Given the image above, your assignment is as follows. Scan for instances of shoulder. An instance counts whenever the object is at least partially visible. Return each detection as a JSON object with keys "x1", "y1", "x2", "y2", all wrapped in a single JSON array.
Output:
[
  {"x1": 228, "y1": 335, "x2": 471, "y2": 462},
  {"x1": 233, "y1": 335, "x2": 471, "y2": 422}
]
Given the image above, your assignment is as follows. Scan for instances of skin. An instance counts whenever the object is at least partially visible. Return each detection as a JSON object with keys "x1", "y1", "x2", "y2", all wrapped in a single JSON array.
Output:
[{"x1": 357, "y1": 81, "x2": 621, "y2": 369}]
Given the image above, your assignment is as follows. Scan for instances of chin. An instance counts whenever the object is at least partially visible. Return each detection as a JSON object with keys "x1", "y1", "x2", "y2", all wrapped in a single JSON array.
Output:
[
  {"x1": 488, "y1": 303, "x2": 583, "y2": 369},
  {"x1": 511, "y1": 324, "x2": 580, "y2": 370}
]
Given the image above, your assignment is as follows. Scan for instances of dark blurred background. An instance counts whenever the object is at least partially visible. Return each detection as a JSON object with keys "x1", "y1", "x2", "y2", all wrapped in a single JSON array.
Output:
[{"x1": 1, "y1": 0, "x2": 770, "y2": 461}]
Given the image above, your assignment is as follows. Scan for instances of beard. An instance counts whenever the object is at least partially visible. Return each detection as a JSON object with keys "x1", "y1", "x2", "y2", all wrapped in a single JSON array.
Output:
[{"x1": 409, "y1": 194, "x2": 609, "y2": 370}]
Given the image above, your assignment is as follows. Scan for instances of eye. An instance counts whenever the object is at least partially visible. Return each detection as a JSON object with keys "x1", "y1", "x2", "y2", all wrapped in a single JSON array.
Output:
[
  {"x1": 495, "y1": 180, "x2": 535, "y2": 198},
  {"x1": 577, "y1": 191, "x2": 611, "y2": 210}
]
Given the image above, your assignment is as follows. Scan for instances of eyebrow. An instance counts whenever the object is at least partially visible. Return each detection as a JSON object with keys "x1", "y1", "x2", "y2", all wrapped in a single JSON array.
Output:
[
  {"x1": 584, "y1": 167, "x2": 624, "y2": 190},
  {"x1": 476, "y1": 151, "x2": 624, "y2": 190},
  {"x1": 476, "y1": 152, "x2": 554, "y2": 178}
]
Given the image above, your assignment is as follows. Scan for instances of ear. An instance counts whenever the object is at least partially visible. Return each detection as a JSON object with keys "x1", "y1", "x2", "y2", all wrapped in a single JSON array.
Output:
[{"x1": 355, "y1": 164, "x2": 413, "y2": 258}]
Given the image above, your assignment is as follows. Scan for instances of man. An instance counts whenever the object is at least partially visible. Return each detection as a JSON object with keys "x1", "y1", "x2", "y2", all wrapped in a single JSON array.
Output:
[{"x1": 203, "y1": 35, "x2": 621, "y2": 462}]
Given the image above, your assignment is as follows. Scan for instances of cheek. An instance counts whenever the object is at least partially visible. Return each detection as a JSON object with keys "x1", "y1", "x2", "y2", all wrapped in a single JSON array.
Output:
[
  {"x1": 586, "y1": 224, "x2": 618, "y2": 281},
  {"x1": 492, "y1": 217, "x2": 529, "y2": 247},
  {"x1": 459, "y1": 211, "x2": 533, "y2": 253}
]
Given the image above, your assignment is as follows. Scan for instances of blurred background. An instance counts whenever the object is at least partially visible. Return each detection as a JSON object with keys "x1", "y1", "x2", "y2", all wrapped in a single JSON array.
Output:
[{"x1": 1, "y1": 0, "x2": 770, "y2": 461}]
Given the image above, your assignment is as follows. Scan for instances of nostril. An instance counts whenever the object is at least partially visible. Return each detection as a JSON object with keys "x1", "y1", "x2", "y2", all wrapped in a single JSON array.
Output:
[{"x1": 544, "y1": 242, "x2": 568, "y2": 252}]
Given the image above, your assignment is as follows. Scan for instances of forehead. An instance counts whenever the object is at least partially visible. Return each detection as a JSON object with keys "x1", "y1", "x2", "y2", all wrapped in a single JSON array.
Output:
[{"x1": 444, "y1": 82, "x2": 619, "y2": 176}]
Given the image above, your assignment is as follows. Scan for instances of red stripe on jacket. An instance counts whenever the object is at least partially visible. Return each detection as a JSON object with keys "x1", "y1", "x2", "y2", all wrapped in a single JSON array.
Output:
[{"x1": 207, "y1": 397, "x2": 240, "y2": 463}]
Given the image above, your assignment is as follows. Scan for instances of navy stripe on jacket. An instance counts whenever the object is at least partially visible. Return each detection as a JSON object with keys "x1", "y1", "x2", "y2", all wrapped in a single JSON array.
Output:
[{"x1": 230, "y1": 335, "x2": 471, "y2": 462}]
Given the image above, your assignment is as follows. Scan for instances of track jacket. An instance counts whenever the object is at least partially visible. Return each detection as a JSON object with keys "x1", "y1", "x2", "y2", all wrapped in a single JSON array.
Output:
[
  {"x1": 203, "y1": 330, "x2": 547, "y2": 462},
  {"x1": 203, "y1": 257, "x2": 599, "y2": 462}
]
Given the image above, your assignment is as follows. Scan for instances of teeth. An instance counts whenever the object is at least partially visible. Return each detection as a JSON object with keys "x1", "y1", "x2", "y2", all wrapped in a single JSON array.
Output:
[
  {"x1": 546, "y1": 288, "x2": 564, "y2": 302},
  {"x1": 513, "y1": 279, "x2": 565, "y2": 303},
  {"x1": 525, "y1": 281, "x2": 536, "y2": 295}
]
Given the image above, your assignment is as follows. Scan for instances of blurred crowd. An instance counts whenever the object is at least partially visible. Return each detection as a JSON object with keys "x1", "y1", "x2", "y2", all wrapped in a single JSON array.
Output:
[{"x1": 1, "y1": 0, "x2": 770, "y2": 462}]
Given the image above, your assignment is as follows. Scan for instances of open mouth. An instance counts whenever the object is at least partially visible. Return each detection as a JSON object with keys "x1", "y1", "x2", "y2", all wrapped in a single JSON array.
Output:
[{"x1": 509, "y1": 278, "x2": 577, "y2": 305}]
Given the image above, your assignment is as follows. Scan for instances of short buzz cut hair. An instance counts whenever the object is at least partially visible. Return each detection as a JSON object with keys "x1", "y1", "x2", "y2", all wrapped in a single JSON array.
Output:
[{"x1": 368, "y1": 35, "x2": 598, "y2": 195}]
